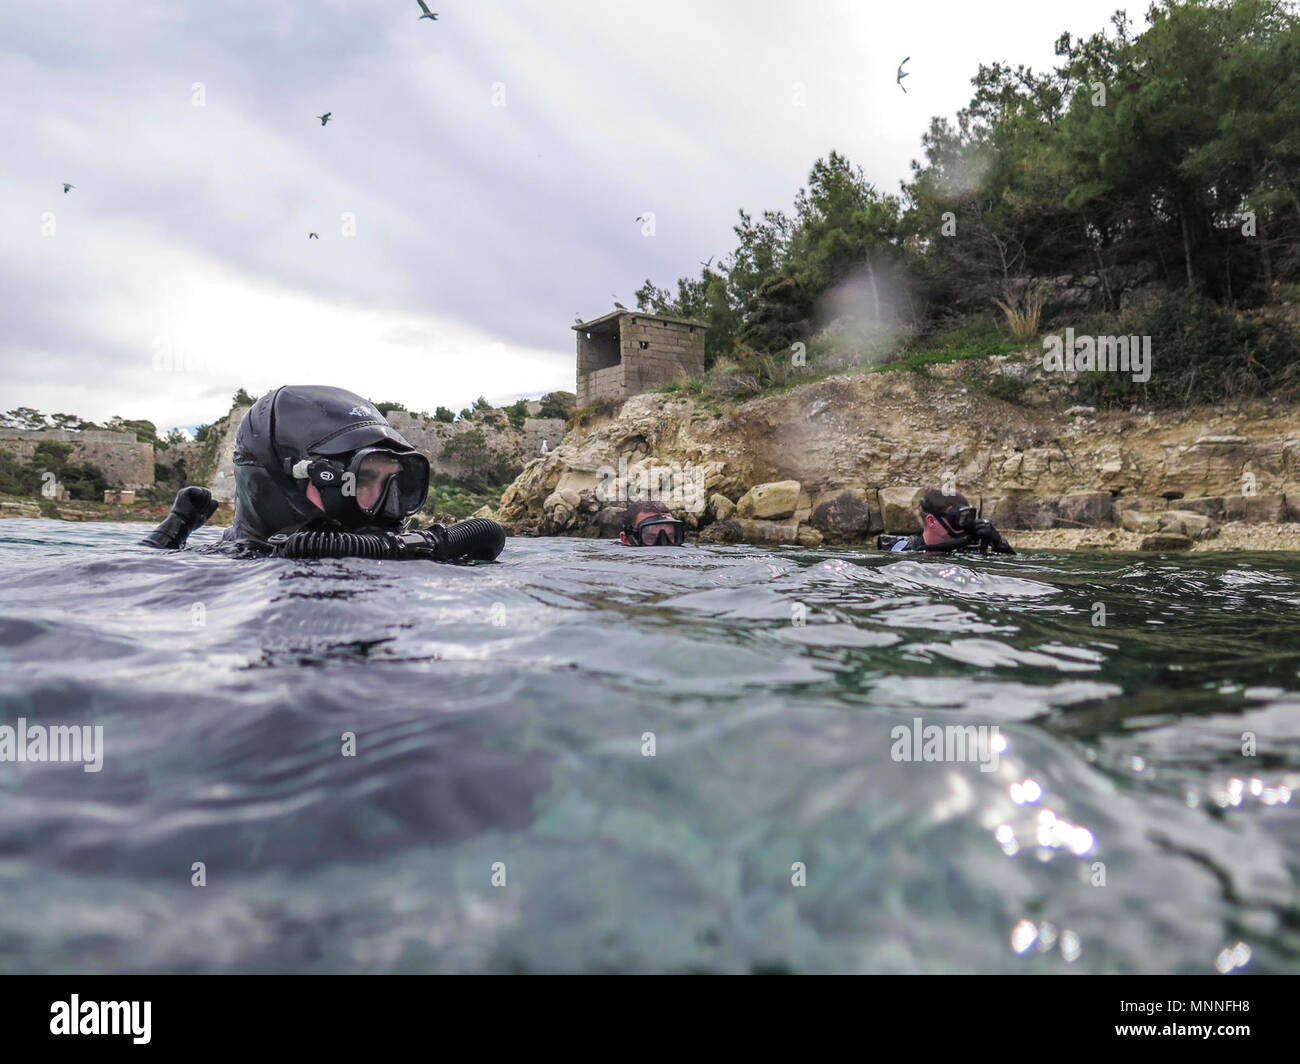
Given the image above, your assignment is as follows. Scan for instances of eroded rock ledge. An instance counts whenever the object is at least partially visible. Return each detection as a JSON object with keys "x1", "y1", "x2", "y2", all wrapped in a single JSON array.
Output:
[{"x1": 490, "y1": 368, "x2": 1300, "y2": 551}]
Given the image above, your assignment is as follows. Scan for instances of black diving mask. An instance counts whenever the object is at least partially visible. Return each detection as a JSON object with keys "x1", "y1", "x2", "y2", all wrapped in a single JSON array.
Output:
[
  {"x1": 624, "y1": 513, "x2": 685, "y2": 546},
  {"x1": 347, "y1": 447, "x2": 430, "y2": 518},
  {"x1": 295, "y1": 446, "x2": 430, "y2": 525}
]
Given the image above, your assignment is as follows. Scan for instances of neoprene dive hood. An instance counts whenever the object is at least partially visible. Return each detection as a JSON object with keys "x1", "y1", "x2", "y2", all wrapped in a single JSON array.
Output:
[
  {"x1": 140, "y1": 385, "x2": 507, "y2": 561},
  {"x1": 226, "y1": 385, "x2": 429, "y2": 545}
]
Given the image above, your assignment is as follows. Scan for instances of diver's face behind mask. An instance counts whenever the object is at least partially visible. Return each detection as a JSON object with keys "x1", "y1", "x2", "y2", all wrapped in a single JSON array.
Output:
[{"x1": 303, "y1": 446, "x2": 430, "y2": 528}]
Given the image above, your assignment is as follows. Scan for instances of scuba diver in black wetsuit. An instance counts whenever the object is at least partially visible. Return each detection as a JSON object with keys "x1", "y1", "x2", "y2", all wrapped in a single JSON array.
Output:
[
  {"x1": 877, "y1": 487, "x2": 1015, "y2": 555},
  {"x1": 141, "y1": 385, "x2": 505, "y2": 562}
]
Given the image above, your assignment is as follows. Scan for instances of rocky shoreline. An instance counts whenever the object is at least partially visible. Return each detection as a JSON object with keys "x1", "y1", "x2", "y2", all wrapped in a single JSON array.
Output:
[{"x1": 489, "y1": 348, "x2": 1300, "y2": 553}]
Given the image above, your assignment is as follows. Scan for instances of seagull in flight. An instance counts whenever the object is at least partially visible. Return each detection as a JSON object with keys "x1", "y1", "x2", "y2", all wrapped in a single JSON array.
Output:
[
  {"x1": 416, "y1": 0, "x2": 438, "y2": 19},
  {"x1": 897, "y1": 58, "x2": 910, "y2": 93},
  {"x1": 309, "y1": 232, "x2": 319, "y2": 239},
  {"x1": 317, "y1": 112, "x2": 332, "y2": 126},
  {"x1": 62, "y1": 183, "x2": 75, "y2": 194},
  {"x1": 700, "y1": 256, "x2": 714, "y2": 268}
]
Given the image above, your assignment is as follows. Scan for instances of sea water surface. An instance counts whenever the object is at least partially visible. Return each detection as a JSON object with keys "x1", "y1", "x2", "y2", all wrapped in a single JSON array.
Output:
[{"x1": 1, "y1": 518, "x2": 1298, "y2": 974}]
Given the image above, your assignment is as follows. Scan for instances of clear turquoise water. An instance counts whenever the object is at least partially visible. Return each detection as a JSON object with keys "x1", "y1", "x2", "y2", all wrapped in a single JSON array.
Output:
[{"x1": 0, "y1": 518, "x2": 1298, "y2": 973}]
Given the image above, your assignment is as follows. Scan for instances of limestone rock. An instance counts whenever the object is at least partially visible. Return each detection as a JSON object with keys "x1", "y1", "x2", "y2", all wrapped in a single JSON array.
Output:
[
  {"x1": 1056, "y1": 491, "x2": 1113, "y2": 528},
  {"x1": 709, "y1": 493, "x2": 736, "y2": 522},
  {"x1": 1120, "y1": 510, "x2": 1160, "y2": 533},
  {"x1": 699, "y1": 519, "x2": 743, "y2": 543},
  {"x1": 0, "y1": 501, "x2": 41, "y2": 518},
  {"x1": 796, "y1": 525, "x2": 825, "y2": 548},
  {"x1": 983, "y1": 495, "x2": 1055, "y2": 530},
  {"x1": 470, "y1": 505, "x2": 495, "y2": 520},
  {"x1": 1157, "y1": 510, "x2": 1217, "y2": 539},
  {"x1": 879, "y1": 486, "x2": 925, "y2": 533},
  {"x1": 1139, "y1": 533, "x2": 1193, "y2": 551},
  {"x1": 736, "y1": 518, "x2": 800, "y2": 543},
  {"x1": 809, "y1": 487, "x2": 881, "y2": 538},
  {"x1": 1224, "y1": 494, "x2": 1288, "y2": 523},
  {"x1": 736, "y1": 480, "x2": 802, "y2": 520},
  {"x1": 1175, "y1": 496, "x2": 1227, "y2": 520}
]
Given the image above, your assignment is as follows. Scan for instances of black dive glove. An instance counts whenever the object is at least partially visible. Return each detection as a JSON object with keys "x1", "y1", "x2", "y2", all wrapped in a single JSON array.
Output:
[
  {"x1": 141, "y1": 486, "x2": 219, "y2": 549},
  {"x1": 972, "y1": 518, "x2": 1016, "y2": 554}
]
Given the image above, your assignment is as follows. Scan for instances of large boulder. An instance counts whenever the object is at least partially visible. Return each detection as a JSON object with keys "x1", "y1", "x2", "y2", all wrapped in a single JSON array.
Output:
[
  {"x1": 1157, "y1": 510, "x2": 1217, "y2": 540},
  {"x1": 1056, "y1": 491, "x2": 1114, "y2": 527},
  {"x1": 1176, "y1": 496, "x2": 1227, "y2": 520},
  {"x1": 879, "y1": 486, "x2": 925, "y2": 533},
  {"x1": 735, "y1": 480, "x2": 803, "y2": 520},
  {"x1": 1120, "y1": 510, "x2": 1160, "y2": 533},
  {"x1": 736, "y1": 518, "x2": 801, "y2": 543},
  {"x1": 981, "y1": 495, "x2": 1055, "y2": 530},
  {"x1": 709, "y1": 493, "x2": 736, "y2": 522},
  {"x1": 810, "y1": 487, "x2": 881, "y2": 539},
  {"x1": 1224, "y1": 494, "x2": 1288, "y2": 523},
  {"x1": 700, "y1": 519, "x2": 743, "y2": 543},
  {"x1": 1140, "y1": 533, "x2": 1193, "y2": 552}
]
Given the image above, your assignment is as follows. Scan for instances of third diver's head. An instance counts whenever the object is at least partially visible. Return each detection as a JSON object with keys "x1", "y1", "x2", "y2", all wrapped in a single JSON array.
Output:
[
  {"x1": 231, "y1": 386, "x2": 431, "y2": 543},
  {"x1": 618, "y1": 499, "x2": 685, "y2": 547},
  {"x1": 920, "y1": 487, "x2": 976, "y2": 545}
]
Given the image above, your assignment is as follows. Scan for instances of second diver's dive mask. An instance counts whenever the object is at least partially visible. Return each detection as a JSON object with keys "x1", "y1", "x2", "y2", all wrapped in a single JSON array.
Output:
[
  {"x1": 624, "y1": 512, "x2": 686, "y2": 546},
  {"x1": 291, "y1": 446, "x2": 430, "y2": 527}
]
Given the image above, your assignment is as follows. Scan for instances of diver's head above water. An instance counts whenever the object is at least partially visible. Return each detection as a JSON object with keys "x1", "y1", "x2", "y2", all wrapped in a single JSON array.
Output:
[
  {"x1": 618, "y1": 499, "x2": 685, "y2": 546},
  {"x1": 920, "y1": 487, "x2": 976, "y2": 546},
  {"x1": 230, "y1": 385, "x2": 430, "y2": 544}
]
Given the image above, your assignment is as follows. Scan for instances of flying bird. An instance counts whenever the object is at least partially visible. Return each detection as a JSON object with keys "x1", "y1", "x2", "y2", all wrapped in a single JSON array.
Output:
[
  {"x1": 317, "y1": 112, "x2": 332, "y2": 126},
  {"x1": 416, "y1": 0, "x2": 438, "y2": 19},
  {"x1": 62, "y1": 183, "x2": 75, "y2": 193},
  {"x1": 897, "y1": 57, "x2": 910, "y2": 93},
  {"x1": 309, "y1": 232, "x2": 319, "y2": 239},
  {"x1": 613, "y1": 296, "x2": 627, "y2": 310},
  {"x1": 700, "y1": 256, "x2": 714, "y2": 268}
]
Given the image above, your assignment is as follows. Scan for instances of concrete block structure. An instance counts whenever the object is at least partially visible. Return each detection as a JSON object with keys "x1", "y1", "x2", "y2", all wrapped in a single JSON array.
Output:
[{"x1": 575, "y1": 311, "x2": 707, "y2": 406}]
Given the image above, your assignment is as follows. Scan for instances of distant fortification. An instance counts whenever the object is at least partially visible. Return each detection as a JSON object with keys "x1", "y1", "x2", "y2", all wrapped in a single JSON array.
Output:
[{"x1": 0, "y1": 427, "x2": 154, "y2": 490}]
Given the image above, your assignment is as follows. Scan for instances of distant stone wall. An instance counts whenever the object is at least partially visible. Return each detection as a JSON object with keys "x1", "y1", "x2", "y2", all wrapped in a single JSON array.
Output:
[
  {"x1": 0, "y1": 427, "x2": 154, "y2": 490},
  {"x1": 523, "y1": 418, "x2": 566, "y2": 456},
  {"x1": 384, "y1": 411, "x2": 526, "y2": 481}
]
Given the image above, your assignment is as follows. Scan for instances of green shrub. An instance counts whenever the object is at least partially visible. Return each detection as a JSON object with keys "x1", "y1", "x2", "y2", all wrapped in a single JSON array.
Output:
[
  {"x1": 1068, "y1": 291, "x2": 1300, "y2": 409},
  {"x1": 982, "y1": 373, "x2": 1030, "y2": 403}
]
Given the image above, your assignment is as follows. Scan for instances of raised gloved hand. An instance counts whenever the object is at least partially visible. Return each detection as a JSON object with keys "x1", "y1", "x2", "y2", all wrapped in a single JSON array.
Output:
[
  {"x1": 140, "y1": 486, "x2": 219, "y2": 549},
  {"x1": 972, "y1": 517, "x2": 1016, "y2": 554}
]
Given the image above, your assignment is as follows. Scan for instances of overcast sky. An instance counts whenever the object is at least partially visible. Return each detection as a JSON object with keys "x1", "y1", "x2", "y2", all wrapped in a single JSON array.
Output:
[{"x1": 1, "y1": 0, "x2": 1132, "y2": 432}]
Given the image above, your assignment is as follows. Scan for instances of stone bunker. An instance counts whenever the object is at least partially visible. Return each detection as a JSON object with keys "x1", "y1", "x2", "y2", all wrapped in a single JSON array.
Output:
[{"x1": 575, "y1": 311, "x2": 707, "y2": 406}]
